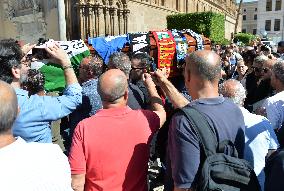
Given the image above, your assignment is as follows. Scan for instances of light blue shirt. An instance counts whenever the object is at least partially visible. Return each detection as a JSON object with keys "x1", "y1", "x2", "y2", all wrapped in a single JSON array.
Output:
[
  {"x1": 241, "y1": 107, "x2": 279, "y2": 191},
  {"x1": 13, "y1": 83, "x2": 82, "y2": 143}
]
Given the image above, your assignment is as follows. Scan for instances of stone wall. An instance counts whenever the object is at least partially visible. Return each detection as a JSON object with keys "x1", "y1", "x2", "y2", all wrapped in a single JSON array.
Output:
[
  {"x1": 127, "y1": 1, "x2": 177, "y2": 32},
  {"x1": 0, "y1": 0, "x2": 60, "y2": 43}
]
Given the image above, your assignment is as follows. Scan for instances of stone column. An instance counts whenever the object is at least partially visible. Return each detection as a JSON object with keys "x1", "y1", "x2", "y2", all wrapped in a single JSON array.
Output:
[
  {"x1": 57, "y1": 0, "x2": 67, "y2": 40},
  {"x1": 79, "y1": 5, "x2": 85, "y2": 39},
  {"x1": 122, "y1": 4, "x2": 130, "y2": 34},
  {"x1": 109, "y1": 6, "x2": 116, "y2": 36},
  {"x1": 117, "y1": 9, "x2": 122, "y2": 35},
  {"x1": 84, "y1": 5, "x2": 89, "y2": 38},
  {"x1": 96, "y1": 5, "x2": 102, "y2": 36},
  {"x1": 103, "y1": 6, "x2": 110, "y2": 35},
  {"x1": 86, "y1": 1, "x2": 94, "y2": 37}
]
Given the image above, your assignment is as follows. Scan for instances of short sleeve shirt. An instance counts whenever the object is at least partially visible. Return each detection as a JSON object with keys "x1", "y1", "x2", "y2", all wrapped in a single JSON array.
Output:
[
  {"x1": 69, "y1": 106, "x2": 160, "y2": 191},
  {"x1": 263, "y1": 91, "x2": 284, "y2": 129},
  {"x1": 168, "y1": 97, "x2": 245, "y2": 189}
]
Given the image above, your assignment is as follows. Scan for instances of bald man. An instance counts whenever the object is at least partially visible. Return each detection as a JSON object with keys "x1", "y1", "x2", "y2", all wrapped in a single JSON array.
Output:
[
  {"x1": 69, "y1": 69, "x2": 166, "y2": 191},
  {"x1": 153, "y1": 50, "x2": 245, "y2": 191},
  {"x1": 0, "y1": 80, "x2": 73, "y2": 190}
]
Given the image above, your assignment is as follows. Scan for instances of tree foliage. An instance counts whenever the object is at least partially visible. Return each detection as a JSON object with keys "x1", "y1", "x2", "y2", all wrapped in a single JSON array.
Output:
[
  {"x1": 167, "y1": 12, "x2": 225, "y2": 43},
  {"x1": 234, "y1": 33, "x2": 257, "y2": 45}
]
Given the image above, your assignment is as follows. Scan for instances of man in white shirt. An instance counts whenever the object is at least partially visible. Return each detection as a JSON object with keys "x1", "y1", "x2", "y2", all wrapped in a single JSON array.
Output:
[
  {"x1": 219, "y1": 79, "x2": 279, "y2": 191},
  {"x1": 263, "y1": 60, "x2": 284, "y2": 130},
  {"x1": 0, "y1": 80, "x2": 72, "y2": 191}
]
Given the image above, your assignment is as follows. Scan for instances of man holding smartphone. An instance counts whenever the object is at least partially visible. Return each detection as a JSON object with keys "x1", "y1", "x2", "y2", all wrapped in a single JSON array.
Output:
[{"x1": 0, "y1": 39, "x2": 82, "y2": 143}]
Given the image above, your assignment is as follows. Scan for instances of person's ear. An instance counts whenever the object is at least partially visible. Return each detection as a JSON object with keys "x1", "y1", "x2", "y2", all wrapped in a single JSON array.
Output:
[
  {"x1": 185, "y1": 69, "x2": 191, "y2": 83},
  {"x1": 123, "y1": 89, "x2": 128, "y2": 101},
  {"x1": 11, "y1": 66, "x2": 21, "y2": 80}
]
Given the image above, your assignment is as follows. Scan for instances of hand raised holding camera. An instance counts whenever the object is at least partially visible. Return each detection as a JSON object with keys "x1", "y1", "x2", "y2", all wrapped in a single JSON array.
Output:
[
  {"x1": 45, "y1": 43, "x2": 78, "y2": 85},
  {"x1": 142, "y1": 73, "x2": 156, "y2": 89},
  {"x1": 151, "y1": 68, "x2": 168, "y2": 85},
  {"x1": 45, "y1": 43, "x2": 71, "y2": 67}
]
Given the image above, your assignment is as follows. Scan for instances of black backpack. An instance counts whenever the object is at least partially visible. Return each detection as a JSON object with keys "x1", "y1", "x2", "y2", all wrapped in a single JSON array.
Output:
[
  {"x1": 264, "y1": 148, "x2": 284, "y2": 191},
  {"x1": 180, "y1": 107, "x2": 261, "y2": 191}
]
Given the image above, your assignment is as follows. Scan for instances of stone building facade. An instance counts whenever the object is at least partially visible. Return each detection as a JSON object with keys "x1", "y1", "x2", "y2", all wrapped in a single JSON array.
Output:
[
  {"x1": 0, "y1": 0, "x2": 60, "y2": 42},
  {"x1": 68, "y1": 0, "x2": 239, "y2": 40},
  {"x1": 240, "y1": 1, "x2": 258, "y2": 35},
  {"x1": 0, "y1": 0, "x2": 239, "y2": 42},
  {"x1": 257, "y1": 0, "x2": 284, "y2": 42}
]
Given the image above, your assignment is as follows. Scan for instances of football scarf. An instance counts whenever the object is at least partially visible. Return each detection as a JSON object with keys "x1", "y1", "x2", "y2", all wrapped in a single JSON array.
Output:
[
  {"x1": 185, "y1": 29, "x2": 204, "y2": 50},
  {"x1": 171, "y1": 29, "x2": 188, "y2": 64},
  {"x1": 152, "y1": 31, "x2": 176, "y2": 68},
  {"x1": 128, "y1": 32, "x2": 150, "y2": 55}
]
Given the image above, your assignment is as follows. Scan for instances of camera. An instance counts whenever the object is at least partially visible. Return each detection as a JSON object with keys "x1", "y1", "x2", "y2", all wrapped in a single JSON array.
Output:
[
  {"x1": 260, "y1": 45, "x2": 271, "y2": 52},
  {"x1": 32, "y1": 38, "x2": 50, "y2": 60},
  {"x1": 146, "y1": 57, "x2": 157, "y2": 73}
]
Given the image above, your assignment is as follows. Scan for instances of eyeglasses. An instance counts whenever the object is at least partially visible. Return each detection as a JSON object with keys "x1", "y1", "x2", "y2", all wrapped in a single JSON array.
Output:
[
  {"x1": 262, "y1": 68, "x2": 270, "y2": 73},
  {"x1": 131, "y1": 67, "x2": 146, "y2": 70},
  {"x1": 253, "y1": 67, "x2": 270, "y2": 73},
  {"x1": 252, "y1": 66, "x2": 262, "y2": 73}
]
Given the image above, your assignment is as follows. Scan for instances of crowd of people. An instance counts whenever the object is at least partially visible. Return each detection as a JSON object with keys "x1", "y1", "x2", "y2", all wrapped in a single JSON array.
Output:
[{"x1": 0, "y1": 38, "x2": 284, "y2": 191}]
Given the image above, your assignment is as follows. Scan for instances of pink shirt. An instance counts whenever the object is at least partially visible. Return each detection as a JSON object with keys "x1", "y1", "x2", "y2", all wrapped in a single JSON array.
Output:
[{"x1": 69, "y1": 106, "x2": 160, "y2": 191}]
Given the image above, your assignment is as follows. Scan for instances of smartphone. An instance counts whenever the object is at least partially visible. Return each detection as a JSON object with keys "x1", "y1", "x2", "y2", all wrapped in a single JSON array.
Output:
[{"x1": 32, "y1": 38, "x2": 50, "y2": 60}]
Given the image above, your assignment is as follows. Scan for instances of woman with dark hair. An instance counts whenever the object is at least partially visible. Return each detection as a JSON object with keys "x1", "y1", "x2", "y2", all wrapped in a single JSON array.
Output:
[
  {"x1": 22, "y1": 69, "x2": 45, "y2": 96},
  {"x1": 240, "y1": 48, "x2": 257, "y2": 87}
]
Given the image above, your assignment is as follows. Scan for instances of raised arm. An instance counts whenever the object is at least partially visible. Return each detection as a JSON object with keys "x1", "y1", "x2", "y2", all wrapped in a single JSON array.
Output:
[
  {"x1": 45, "y1": 43, "x2": 78, "y2": 86},
  {"x1": 153, "y1": 69, "x2": 189, "y2": 109},
  {"x1": 142, "y1": 73, "x2": 166, "y2": 128}
]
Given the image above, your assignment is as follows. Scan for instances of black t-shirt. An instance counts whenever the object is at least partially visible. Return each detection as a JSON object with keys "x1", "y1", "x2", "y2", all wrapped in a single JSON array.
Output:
[
  {"x1": 128, "y1": 83, "x2": 147, "y2": 110},
  {"x1": 168, "y1": 96, "x2": 245, "y2": 189},
  {"x1": 244, "y1": 73, "x2": 273, "y2": 109}
]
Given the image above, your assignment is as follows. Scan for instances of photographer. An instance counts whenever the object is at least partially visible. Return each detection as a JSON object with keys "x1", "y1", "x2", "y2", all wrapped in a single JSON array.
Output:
[
  {"x1": 130, "y1": 53, "x2": 155, "y2": 103},
  {"x1": 108, "y1": 52, "x2": 148, "y2": 109},
  {"x1": 0, "y1": 39, "x2": 82, "y2": 143}
]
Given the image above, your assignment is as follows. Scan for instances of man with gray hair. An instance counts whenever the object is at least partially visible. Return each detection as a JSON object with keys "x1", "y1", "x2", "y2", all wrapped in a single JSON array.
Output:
[
  {"x1": 108, "y1": 52, "x2": 147, "y2": 109},
  {"x1": 0, "y1": 80, "x2": 73, "y2": 190},
  {"x1": 262, "y1": 60, "x2": 284, "y2": 144},
  {"x1": 69, "y1": 69, "x2": 166, "y2": 191},
  {"x1": 67, "y1": 54, "x2": 105, "y2": 152},
  {"x1": 0, "y1": 39, "x2": 82, "y2": 143},
  {"x1": 219, "y1": 79, "x2": 278, "y2": 191},
  {"x1": 151, "y1": 50, "x2": 245, "y2": 190},
  {"x1": 244, "y1": 55, "x2": 273, "y2": 111}
]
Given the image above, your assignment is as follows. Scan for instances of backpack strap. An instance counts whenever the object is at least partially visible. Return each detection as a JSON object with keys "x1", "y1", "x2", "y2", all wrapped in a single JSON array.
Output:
[{"x1": 180, "y1": 106, "x2": 217, "y2": 157}]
